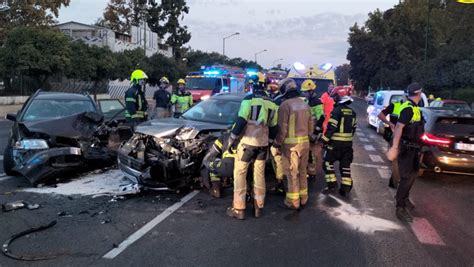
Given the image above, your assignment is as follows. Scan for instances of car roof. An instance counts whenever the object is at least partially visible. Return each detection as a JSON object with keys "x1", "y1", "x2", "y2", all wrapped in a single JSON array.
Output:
[
  {"x1": 422, "y1": 107, "x2": 474, "y2": 117},
  {"x1": 34, "y1": 91, "x2": 93, "y2": 101},
  {"x1": 211, "y1": 93, "x2": 247, "y2": 101},
  {"x1": 439, "y1": 99, "x2": 467, "y2": 104}
]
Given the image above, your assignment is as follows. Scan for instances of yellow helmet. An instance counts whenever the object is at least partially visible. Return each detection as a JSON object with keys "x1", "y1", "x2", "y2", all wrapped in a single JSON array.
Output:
[
  {"x1": 257, "y1": 72, "x2": 266, "y2": 83},
  {"x1": 301, "y1": 79, "x2": 316, "y2": 92},
  {"x1": 159, "y1": 77, "x2": 170, "y2": 84},
  {"x1": 429, "y1": 94, "x2": 435, "y2": 100},
  {"x1": 177, "y1": 78, "x2": 186, "y2": 85},
  {"x1": 130, "y1": 70, "x2": 148, "y2": 83}
]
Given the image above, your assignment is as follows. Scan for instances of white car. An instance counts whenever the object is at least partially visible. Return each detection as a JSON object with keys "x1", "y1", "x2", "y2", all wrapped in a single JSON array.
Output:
[
  {"x1": 365, "y1": 93, "x2": 375, "y2": 104},
  {"x1": 367, "y1": 90, "x2": 428, "y2": 134}
]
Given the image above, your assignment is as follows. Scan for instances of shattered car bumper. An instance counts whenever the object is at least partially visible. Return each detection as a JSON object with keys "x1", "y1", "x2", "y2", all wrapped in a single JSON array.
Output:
[{"x1": 13, "y1": 147, "x2": 82, "y2": 184}]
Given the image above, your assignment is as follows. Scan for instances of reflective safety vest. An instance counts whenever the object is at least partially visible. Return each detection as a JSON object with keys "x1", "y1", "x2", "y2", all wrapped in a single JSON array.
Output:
[
  {"x1": 171, "y1": 92, "x2": 193, "y2": 114},
  {"x1": 321, "y1": 104, "x2": 357, "y2": 145},
  {"x1": 399, "y1": 100, "x2": 424, "y2": 144},
  {"x1": 125, "y1": 85, "x2": 147, "y2": 119},
  {"x1": 388, "y1": 101, "x2": 403, "y2": 123}
]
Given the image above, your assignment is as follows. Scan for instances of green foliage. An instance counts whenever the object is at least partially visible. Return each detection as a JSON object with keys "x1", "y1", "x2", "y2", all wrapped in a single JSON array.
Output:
[
  {"x1": 185, "y1": 50, "x2": 262, "y2": 71},
  {"x1": 335, "y1": 64, "x2": 351, "y2": 86},
  {"x1": 347, "y1": 1, "x2": 474, "y2": 96}
]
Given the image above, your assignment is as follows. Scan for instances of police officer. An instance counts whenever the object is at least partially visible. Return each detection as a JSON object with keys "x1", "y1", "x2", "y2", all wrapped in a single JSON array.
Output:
[
  {"x1": 300, "y1": 79, "x2": 325, "y2": 180},
  {"x1": 201, "y1": 131, "x2": 236, "y2": 198},
  {"x1": 321, "y1": 87, "x2": 357, "y2": 197},
  {"x1": 125, "y1": 69, "x2": 148, "y2": 126},
  {"x1": 170, "y1": 79, "x2": 193, "y2": 118},
  {"x1": 153, "y1": 77, "x2": 172, "y2": 118},
  {"x1": 273, "y1": 79, "x2": 313, "y2": 209},
  {"x1": 378, "y1": 98, "x2": 405, "y2": 188},
  {"x1": 386, "y1": 82, "x2": 424, "y2": 222},
  {"x1": 227, "y1": 81, "x2": 278, "y2": 220}
]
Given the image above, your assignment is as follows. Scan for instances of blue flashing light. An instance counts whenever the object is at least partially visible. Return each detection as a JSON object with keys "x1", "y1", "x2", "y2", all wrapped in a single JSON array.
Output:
[
  {"x1": 247, "y1": 71, "x2": 258, "y2": 76},
  {"x1": 204, "y1": 70, "x2": 221, "y2": 76}
]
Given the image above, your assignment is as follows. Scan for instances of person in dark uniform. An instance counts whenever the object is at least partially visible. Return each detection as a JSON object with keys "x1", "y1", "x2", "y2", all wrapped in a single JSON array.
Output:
[
  {"x1": 125, "y1": 69, "x2": 148, "y2": 127},
  {"x1": 201, "y1": 132, "x2": 236, "y2": 198},
  {"x1": 378, "y1": 98, "x2": 405, "y2": 188},
  {"x1": 386, "y1": 82, "x2": 425, "y2": 222},
  {"x1": 153, "y1": 78, "x2": 172, "y2": 118}
]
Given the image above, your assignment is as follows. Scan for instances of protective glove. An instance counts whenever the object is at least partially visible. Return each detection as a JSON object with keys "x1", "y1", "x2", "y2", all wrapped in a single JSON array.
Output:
[{"x1": 227, "y1": 136, "x2": 238, "y2": 153}]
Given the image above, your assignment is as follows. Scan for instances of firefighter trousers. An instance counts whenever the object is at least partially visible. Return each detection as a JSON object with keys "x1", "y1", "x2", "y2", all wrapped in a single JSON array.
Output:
[
  {"x1": 323, "y1": 145, "x2": 354, "y2": 192},
  {"x1": 233, "y1": 143, "x2": 267, "y2": 210},
  {"x1": 281, "y1": 142, "x2": 310, "y2": 208},
  {"x1": 307, "y1": 142, "x2": 323, "y2": 176},
  {"x1": 395, "y1": 146, "x2": 419, "y2": 207},
  {"x1": 270, "y1": 146, "x2": 283, "y2": 181},
  {"x1": 210, "y1": 158, "x2": 234, "y2": 182}
]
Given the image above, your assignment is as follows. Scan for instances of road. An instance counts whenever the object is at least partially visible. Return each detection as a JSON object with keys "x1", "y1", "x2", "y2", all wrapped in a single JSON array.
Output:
[{"x1": 0, "y1": 98, "x2": 473, "y2": 266}]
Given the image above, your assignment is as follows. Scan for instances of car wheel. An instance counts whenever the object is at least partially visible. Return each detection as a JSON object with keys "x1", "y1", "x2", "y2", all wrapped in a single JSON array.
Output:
[{"x1": 3, "y1": 145, "x2": 16, "y2": 176}]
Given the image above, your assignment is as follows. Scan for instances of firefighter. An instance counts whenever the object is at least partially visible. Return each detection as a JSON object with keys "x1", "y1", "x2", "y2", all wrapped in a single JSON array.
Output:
[
  {"x1": 428, "y1": 94, "x2": 435, "y2": 104},
  {"x1": 386, "y1": 82, "x2": 425, "y2": 222},
  {"x1": 153, "y1": 77, "x2": 172, "y2": 118},
  {"x1": 226, "y1": 81, "x2": 278, "y2": 220},
  {"x1": 273, "y1": 78, "x2": 313, "y2": 209},
  {"x1": 201, "y1": 132, "x2": 236, "y2": 198},
  {"x1": 321, "y1": 87, "x2": 357, "y2": 197},
  {"x1": 269, "y1": 81, "x2": 286, "y2": 195},
  {"x1": 170, "y1": 79, "x2": 193, "y2": 118},
  {"x1": 125, "y1": 69, "x2": 148, "y2": 126},
  {"x1": 377, "y1": 98, "x2": 405, "y2": 188},
  {"x1": 300, "y1": 79, "x2": 325, "y2": 180}
]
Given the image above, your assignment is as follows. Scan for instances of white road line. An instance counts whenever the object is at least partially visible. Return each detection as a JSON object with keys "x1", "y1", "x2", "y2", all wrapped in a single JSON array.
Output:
[
  {"x1": 356, "y1": 132, "x2": 365, "y2": 137},
  {"x1": 359, "y1": 137, "x2": 369, "y2": 142},
  {"x1": 103, "y1": 190, "x2": 200, "y2": 259},
  {"x1": 0, "y1": 175, "x2": 13, "y2": 182},
  {"x1": 411, "y1": 218, "x2": 446, "y2": 246},
  {"x1": 351, "y1": 163, "x2": 390, "y2": 169},
  {"x1": 364, "y1": 145, "x2": 375, "y2": 151},
  {"x1": 377, "y1": 169, "x2": 391, "y2": 179},
  {"x1": 369, "y1": 154, "x2": 384, "y2": 163},
  {"x1": 0, "y1": 155, "x2": 3, "y2": 161}
]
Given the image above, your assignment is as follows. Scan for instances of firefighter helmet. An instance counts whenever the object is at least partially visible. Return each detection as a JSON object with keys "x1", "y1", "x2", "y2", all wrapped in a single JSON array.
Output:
[
  {"x1": 160, "y1": 77, "x2": 170, "y2": 84},
  {"x1": 177, "y1": 78, "x2": 186, "y2": 85},
  {"x1": 301, "y1": 79, "x2": 316, "y2": 92},
  {"x1": 130, "y1": 70, "x2": 148, "y2": 84},
  {"x1": 279, "y1": 78, "x2": 297, "y2": 95}
]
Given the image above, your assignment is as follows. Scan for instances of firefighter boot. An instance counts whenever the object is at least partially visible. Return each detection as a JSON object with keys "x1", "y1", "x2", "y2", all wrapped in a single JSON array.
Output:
[
  {"x1": 396, "y1": 207, "x2": 413, "y2": 222},
  {"x1": 210, "y1": 181, "x2": 222, "y2": 198},
  {"x1": 339, "y1": 184, "x2": 352, "y2": 197},
  {"x1": 322, "y1": 182, "x2": 338, "y2": 194},
  {"x1": 227, "y1": 207, "x2": 245, "y2": 220},
  {"x1": 254, "y1": 200, "x2": 262, "y2": 218}
]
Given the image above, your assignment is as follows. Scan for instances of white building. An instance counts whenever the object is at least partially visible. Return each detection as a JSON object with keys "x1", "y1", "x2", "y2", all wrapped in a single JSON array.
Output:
[{"x1": 55, "y1": 21, "x2": 173, "y2": 58}]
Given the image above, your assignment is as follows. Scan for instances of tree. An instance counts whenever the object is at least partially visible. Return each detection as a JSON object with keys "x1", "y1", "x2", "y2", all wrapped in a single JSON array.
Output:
[
  {"x1": 335, "y1": 64, "x2": 351, "y2": 86},
  {"x1": 185, "y1": 50, "x2": 262, "y2": 72},
  {"x1": 114, "y1": 48, "x2": 148, "y2": 80},
  {"x1": 96, "y1": 0, "x2": 148, "y2": 34},
  {"x1": 144, "y1": 53, "x2": 186, "y2": 85},
  {"x1": 147, "y1": 0, "x2": 191, "y2": 59}
]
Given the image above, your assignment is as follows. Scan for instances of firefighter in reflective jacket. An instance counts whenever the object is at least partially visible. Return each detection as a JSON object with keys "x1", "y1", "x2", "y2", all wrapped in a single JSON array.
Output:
[
  {"x1": 226, "y1": 81, "x2": 278, "y2": 220},
  {"x1": 171, "y1": 79, "x2": 193, "y2": 118},
  {"x1": 125, "y1": 69, "x2": 148, "y2": 125},
  {"x1": 274, "y1": 78, "x2": 314, "y2": 209},
  {"x1": 321, "y1": 87, "x2": 357, "y2": 197},
  {"x1": 201, "y1": 132, "x2": 236, "y2": 198},
  {"x1": 300, "y1": 79, "x2": 325, "y2": 180},
  {"x1": 386, "y1": 82, "x2": 425, "y2": 222}
]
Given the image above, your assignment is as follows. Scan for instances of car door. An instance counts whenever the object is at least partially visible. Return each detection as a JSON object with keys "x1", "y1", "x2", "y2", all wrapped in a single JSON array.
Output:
[{"x1": 97, "y1": 99, "x2": 126, "y2": 121}]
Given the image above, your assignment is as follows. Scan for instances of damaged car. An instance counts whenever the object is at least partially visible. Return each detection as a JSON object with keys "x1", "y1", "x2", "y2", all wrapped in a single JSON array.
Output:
[
  {"x1": 118, "y1": 93, "x2": 245, "y2": 190},
  {"x1": 3, "y1": 90, "x2": 132, "y2": 184}
]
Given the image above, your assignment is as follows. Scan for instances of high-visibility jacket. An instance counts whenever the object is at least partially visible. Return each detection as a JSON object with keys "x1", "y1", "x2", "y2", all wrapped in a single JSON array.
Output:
[
  {"x1": 231, "y1": 91, "x2": 278, "y2": 147},
  {"x1": 399, "y1": 100, "x2": 424, "y2": 144},
  {"x1": 125, "y1": 84, "x2": 147, "y2": 120},
  {"x1": 389, "y1": 101, "x2": 404, "y2": 124},
  {"x1": 275, "y1": 95, "x2": 313, "y2": 146},
  {"x1": 321, "y1": 103, "x2": 357, "y2": 146},
  {"x1": 171, "y1": 91, "x2": 193, "y2": 114}
]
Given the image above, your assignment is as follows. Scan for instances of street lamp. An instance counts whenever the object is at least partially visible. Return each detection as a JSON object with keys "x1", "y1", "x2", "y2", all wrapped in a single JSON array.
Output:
[
  {"x1": 223, "y1": 32, "x2": 240, "y2": 56},
  {"x1": 254, "y1": 49, "x2": 267, "y2": 64},
  {"x1": 272, "y1": 58, "x2": 283, "y2": 68}
]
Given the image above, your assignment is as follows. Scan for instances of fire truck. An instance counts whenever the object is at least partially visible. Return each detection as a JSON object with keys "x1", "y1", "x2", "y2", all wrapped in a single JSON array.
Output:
[{"x1": 186, "y1": 65, "x2": 246, "y2": 102}]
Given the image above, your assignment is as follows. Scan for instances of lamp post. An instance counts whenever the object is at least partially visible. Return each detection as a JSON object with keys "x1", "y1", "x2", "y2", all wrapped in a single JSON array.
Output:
[
  {"x1": 254, "y1": 49, "x2": 267, "y2": 65},
  {"x1": 223, "y1": 32, "x2": 240, "y2": 56},
  {"x1": 272, "y1": 58, "x2": 283, "y2": 68}
]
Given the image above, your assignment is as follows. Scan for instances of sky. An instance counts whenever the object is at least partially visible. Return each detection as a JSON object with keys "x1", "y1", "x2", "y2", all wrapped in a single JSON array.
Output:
[{"x1": 58, "y1": 0, "x2": 400, "y2": 68}]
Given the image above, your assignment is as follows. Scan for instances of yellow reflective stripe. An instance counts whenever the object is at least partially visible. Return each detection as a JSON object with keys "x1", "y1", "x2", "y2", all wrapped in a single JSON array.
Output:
[
  {"x1": 286, "y1": 192, "x2": 300, "y2": 200},
  {"x1": 331, "y1": 136, "x2": 353, "y2": 141},
  {"x1": 289, "y1": 113, "x2": 296, "y2": 138},
  {"x1": 325, "y1": 174, "x2": 336, "y2": 182},
  {"x1": 222, "y1": 151, "x2": 236, "y2": 158},
  {"x1": 333, "y1": 133, "x2": 353, "y2": 137},
  {"x1": 329, "y1": 118, "x2": 338, "y2": 126},
  {"x1": 215, "y1": 140, "x2": 223, "y2": 150},
  {"x1": 284, "y1": 136, "x2": 309, "y2": 144},
  {"x1": 340, "y1": 117, "x2": 345, "y2": 133},
  {"x1": 321, "y1": 135, "x2": 330, "y2": 142},
  {"x1": 126, "y1": 97, "x2": 136, "y2": 102},
  {"x1": 131, "y1": 114, "x2": 141, "y2": 118},
  {"x1": 341, "y1": 178, "x2": 352, "y2": 185},
  {"x1": 299, "y1": 188, "x2": 308, "y2": 196}
]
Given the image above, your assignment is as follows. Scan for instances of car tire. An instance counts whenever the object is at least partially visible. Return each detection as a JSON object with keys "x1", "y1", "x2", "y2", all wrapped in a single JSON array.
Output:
[{"x1": 3, "y1": 144, "x2": 16, "y2": 176}]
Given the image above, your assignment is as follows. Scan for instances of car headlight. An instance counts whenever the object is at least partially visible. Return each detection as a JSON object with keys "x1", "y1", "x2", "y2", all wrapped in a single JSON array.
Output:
[
  {"x1": 200, "y1": 95, "x2": 210, "y2": 101},
  {"x1": 367, "y1": 106, "x2": 374, "y2": 114},
  {"x1": 15, "y1": 139, "x2": 49, "y2": 150}
]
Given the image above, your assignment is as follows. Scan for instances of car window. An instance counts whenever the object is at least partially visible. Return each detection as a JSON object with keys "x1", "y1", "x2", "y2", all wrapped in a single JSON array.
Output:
[
  {"x1": 389, "y1": 94, "x2": 404, "y2": 104},
  {"x1": 181, "y1": 99, "x2": 241, "y2": 125},
  {"x1": 98, "y1": 99, "x2": 125, "y2": 120},
  {"x1": 375, "y1": 93, "x2": 384, "y2": 106},
  {"x1": 432, "y1": 117, "x2": 474, "y2": 135},
  {"x1": 443, "y1": 103, "x2": 471, "y2": 110},
  {"x1": 22, "y1": 99, "x2": 96, "y2": 121}
]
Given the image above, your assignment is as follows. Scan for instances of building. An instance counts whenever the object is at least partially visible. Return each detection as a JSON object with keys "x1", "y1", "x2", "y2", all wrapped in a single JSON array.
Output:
[{"x1": 54, "y1": 21, "x2": 173, "y2": 58}]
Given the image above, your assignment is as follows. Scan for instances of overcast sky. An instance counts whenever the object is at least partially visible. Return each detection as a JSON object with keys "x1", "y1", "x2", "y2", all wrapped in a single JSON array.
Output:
[{"x1": 58, "y1": 0, "x2": 399, "y2": 68}]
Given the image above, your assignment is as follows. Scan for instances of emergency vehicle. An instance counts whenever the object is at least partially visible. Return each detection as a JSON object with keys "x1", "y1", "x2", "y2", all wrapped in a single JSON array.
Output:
[
  {"x1": 186, "y1": 65, "x2": 246, "y2": 102},
  {"x1": 288, "y1": 62, "x2": 336, "y2": 97}
]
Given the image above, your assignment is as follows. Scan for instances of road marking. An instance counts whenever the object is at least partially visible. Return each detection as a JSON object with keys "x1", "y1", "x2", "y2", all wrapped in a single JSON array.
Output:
[
  {"x1": 0, "y1": 155, "x2": 3, "y2": 160},
  {"x1": 0, "y1": 175, "x2": 14, "y2": 182},
  {"x1": 351, "y1": 162, "x2": 390, "y2": 169},
  {"x1": 356, "y1": 132, "x2": 365, "y2": 137},
  {"x1": 411, "y1": 218, "x2": 446, "y2": 246},
  {"x1": 359, "y1": 137, "x2": 369, "y2": 142},
  {"x1": 364, "y1": 145, "x2": 375, "y2": 151},
  {"x1": 103, "y1": 190, "x2": 200, "y2": 259},
  {"x1": 377, "y1": 169, "x2": 391, "y2": 179},
  {"x1": 369, "y1": 134, "x2": 377, "y2": 139},
  {"x1": 369, "y1": 154, "x2": 384, "y2": 163}
]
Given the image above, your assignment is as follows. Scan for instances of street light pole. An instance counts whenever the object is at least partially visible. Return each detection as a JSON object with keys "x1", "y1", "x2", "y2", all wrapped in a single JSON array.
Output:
[
  {"x1": 254, "y1": 49, "x2": 267, "y2": 65},
  {"x1": 223, "y1": 32, "x2": 240, "y2": 56},
  {"x1": 272, "y1": 58, "x2": 283, "y2": 68}
]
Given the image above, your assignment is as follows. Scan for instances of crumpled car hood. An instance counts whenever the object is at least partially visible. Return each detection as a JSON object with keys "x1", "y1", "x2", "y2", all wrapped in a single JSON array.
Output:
[
  {"x1": 21, "y1": 112, "x2": 103, "y2": 139},
  {"x1": 135, "y1": 118, "x2": 228, "y2": 139}
]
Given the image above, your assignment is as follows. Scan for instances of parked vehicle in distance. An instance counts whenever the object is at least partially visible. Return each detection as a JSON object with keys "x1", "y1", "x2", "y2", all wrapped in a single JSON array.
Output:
[
  {"x1": 429, "y1": 99, "x2": 471, "y2": 110},
  {"x1": 3, "y1": 90, "x2": 131, "y2": 184},
  {"x1": 419, "y1": 108, "x2": 474, "y2": 176},
  {"x1": 365, "y1": 93, "x2": 375, "y2": 104},
  {"x1": 367, "y1": 90, "x2": 428, "y2": 133}
]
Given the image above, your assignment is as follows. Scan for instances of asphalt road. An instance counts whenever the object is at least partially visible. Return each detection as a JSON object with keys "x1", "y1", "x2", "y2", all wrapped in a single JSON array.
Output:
[{"x1": 0, "y1": 99, "x2": 473, "y2": 266}]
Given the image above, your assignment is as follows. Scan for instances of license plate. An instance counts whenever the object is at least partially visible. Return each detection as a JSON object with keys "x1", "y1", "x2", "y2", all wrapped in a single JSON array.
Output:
[{"x1": 455, "y1": 143, "x2": 474, "y2": 151}]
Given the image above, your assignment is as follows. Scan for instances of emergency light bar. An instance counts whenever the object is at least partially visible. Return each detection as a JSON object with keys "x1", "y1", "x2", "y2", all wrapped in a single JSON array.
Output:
[{"x1": 203, "y1": 70, "x2": 221, "y2": 76}]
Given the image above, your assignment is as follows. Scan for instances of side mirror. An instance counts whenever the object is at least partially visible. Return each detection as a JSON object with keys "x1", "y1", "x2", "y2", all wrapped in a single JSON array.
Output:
[{"x1": 6, "y1": 113, "x2": 17, "y2": 122}]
